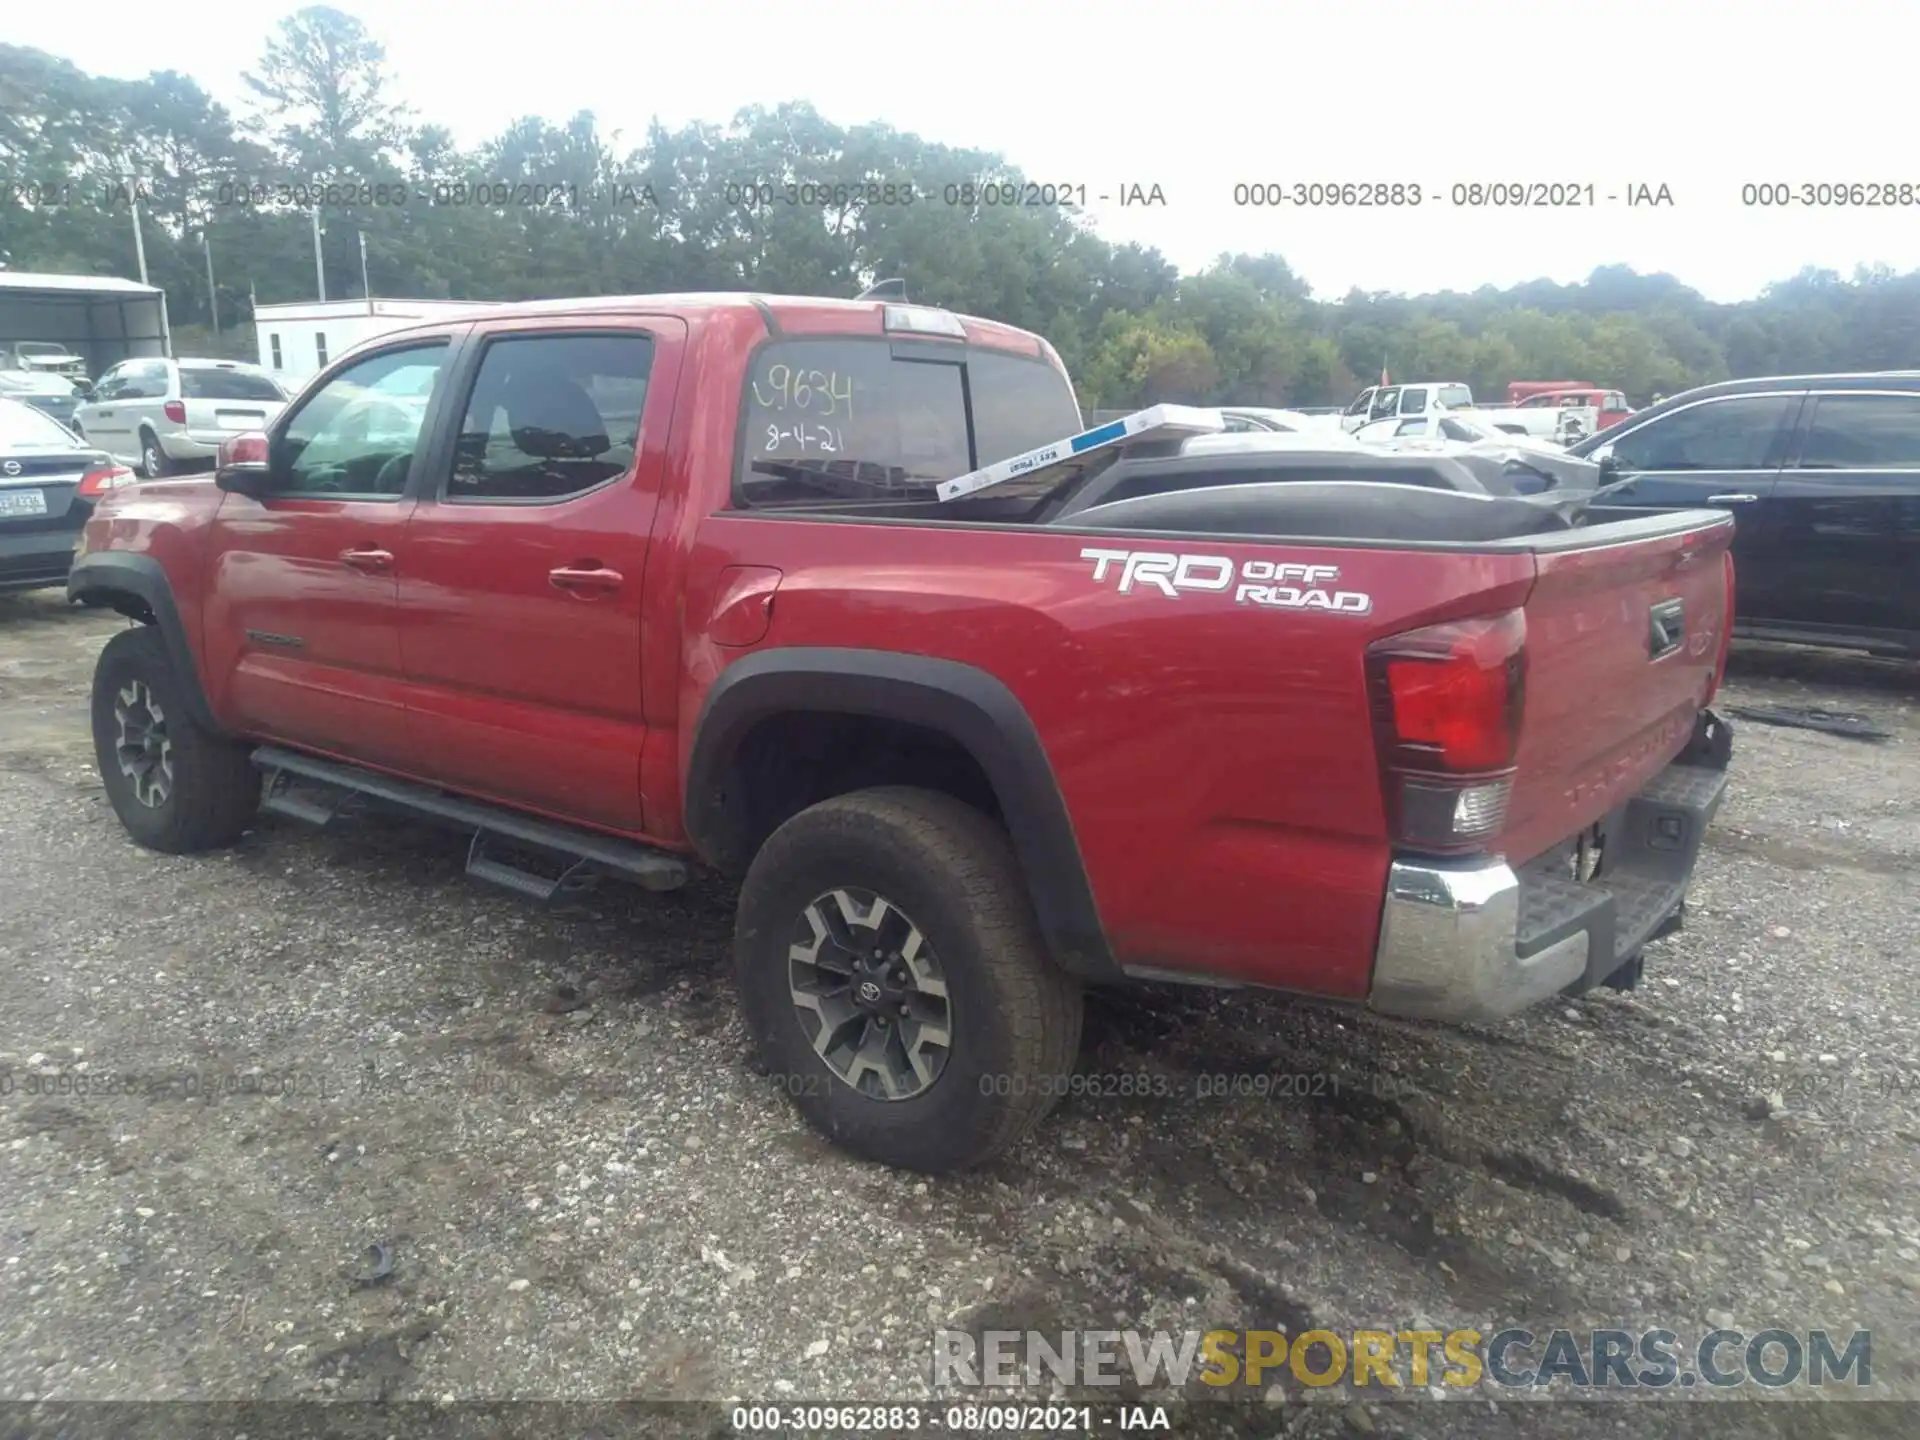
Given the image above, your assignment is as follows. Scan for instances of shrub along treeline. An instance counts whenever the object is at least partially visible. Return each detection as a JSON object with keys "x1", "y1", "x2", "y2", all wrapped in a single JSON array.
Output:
[{"x1": 6, "y1": 9, "x2": 1918, "y2": 409}]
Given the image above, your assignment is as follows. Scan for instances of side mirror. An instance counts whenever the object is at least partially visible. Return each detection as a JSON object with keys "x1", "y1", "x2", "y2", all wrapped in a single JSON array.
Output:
[{"x1": 214, "y1": 432, "x2": 274, "y2": 497}]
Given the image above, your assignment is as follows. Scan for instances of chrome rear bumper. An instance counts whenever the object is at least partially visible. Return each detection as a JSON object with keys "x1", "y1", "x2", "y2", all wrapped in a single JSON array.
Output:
[
  {"x1": 1367, "y1": 747, "x2": 1730, "y2": 1024},
  {"x1": 1368, "y1": 860, "x2": 1588, "y2": 1022}
]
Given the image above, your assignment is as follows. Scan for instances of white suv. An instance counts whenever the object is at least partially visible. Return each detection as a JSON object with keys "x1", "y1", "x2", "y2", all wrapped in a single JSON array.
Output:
[{"x1": 75, "y1": 358, "x2": 289, "y2": 478}]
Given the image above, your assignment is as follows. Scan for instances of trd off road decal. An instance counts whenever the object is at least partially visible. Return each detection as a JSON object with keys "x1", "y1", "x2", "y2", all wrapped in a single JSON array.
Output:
[{"x1": 1080, "y1": 548, "x2": 1372, "y2": 615}]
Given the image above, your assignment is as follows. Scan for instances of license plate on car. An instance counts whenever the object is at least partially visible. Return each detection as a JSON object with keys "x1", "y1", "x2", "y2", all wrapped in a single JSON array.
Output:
[
  {"x1": 0, "y1": 489, "x2": 48, "y2": 518},
  {"x1": 217, "y1": 412, "x2": 264, "y2": 430}
]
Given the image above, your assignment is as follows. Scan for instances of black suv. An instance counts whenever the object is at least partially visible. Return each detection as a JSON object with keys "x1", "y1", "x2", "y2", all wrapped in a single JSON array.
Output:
[{"x1": 1569, "y1": 374, "x2": 1920, "y2": 658}]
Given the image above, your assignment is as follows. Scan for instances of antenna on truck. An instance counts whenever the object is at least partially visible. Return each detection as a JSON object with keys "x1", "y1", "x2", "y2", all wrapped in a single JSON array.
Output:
[{"x1": 856, "y1": 278, "x2": 907, "y2": 301}]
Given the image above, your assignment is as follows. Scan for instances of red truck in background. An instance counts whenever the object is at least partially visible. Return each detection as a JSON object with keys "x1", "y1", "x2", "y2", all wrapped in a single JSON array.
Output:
[
  {"x1": 67, "y1": 292, "x2": 1736, "y2": 1173},
  {"x1": 1506, "y1": 380, "x2": 1635, "y2": 430}
]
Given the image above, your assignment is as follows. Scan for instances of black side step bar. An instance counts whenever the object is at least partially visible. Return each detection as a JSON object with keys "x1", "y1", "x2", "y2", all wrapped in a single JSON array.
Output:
[{"x1": 252, "y1": 745, "x2": 688, "y2": 899}]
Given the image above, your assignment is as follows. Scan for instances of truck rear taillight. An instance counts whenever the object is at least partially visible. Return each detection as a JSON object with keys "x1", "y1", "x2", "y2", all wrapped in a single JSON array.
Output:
[
  {"x1": 163, "y1": 400, "x2": 186, "y2": 424},
  {"x1": 1705, "y1": 551, "x2": 1735, "y2": 706},
  {"x1": 1366, "y1": 610, "x2": 1527, "y2": 854}
]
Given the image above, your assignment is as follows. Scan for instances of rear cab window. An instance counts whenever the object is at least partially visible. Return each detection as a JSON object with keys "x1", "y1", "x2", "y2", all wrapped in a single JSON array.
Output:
[{"x1": 733, "y1": 338, "x2": 1081, "y2": 511}]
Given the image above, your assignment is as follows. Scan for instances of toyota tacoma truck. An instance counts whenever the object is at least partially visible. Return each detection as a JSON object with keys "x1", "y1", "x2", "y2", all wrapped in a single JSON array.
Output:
[{"x1": 67, "y1": 292, "x2": 1736, "y2": 1174}]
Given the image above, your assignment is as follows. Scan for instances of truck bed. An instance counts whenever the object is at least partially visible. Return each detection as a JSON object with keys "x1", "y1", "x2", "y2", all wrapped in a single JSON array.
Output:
[{"x1": 1051, "y1": 477, "x2": 1706, "y2": 549}]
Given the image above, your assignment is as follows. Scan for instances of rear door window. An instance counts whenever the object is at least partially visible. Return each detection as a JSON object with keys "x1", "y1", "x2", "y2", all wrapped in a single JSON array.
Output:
[
  {"x1": 1797, "y1": 393, "x2": 1920, "y2": 469},
  {"x1": 1610, "y1": 395, "x2": 1799, "y2": 471},
  {"x1": 735, "y1": 339, "x2": 1080, "y2": 508},
  {"x1": 447, "y1": 333, "x2": 654, "y2": 502}
]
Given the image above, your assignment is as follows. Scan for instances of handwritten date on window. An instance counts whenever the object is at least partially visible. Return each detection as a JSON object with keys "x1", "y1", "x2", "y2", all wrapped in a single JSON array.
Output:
[
  {"x1": 765, "y1": 423, "x2": 845, "y2": 454},
  {"x1": 751, "y1": 365, "x2": 855, "y2": 420}
]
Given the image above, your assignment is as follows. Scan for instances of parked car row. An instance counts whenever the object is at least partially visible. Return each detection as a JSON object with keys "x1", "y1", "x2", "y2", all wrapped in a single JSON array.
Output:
[
  {"x1": 72, "y1": 358, "x2": 289, "y2": 479},
  {"x1": 1569, "y1": 373, "x2": 1920, "y2": 657},
  {"x1": 1217, "y1": 371, "x2": 1919, "y2": 656},
  {"x1": 0, "y1": 397, "x2": 133, "y2": 592}
]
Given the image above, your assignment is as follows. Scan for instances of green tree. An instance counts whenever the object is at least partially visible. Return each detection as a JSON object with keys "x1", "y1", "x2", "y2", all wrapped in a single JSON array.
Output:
[
  {"x1": 11, "y1": 24, "x2": 1920, "y2": 409},
  {"x1": 242, "y1": 5, "x2": 411, "y2": 175}
]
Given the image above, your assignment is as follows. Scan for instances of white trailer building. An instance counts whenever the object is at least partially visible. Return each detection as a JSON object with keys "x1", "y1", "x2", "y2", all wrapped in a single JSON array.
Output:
[{"x1": 253, "y1": 298, "x2": 497, "y2": 387}]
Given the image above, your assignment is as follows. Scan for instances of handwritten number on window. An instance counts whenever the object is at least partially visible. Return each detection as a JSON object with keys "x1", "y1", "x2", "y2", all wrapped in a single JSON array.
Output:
[
  {"x1": 764, "y1": 423, "x2": 843, "y2": 453},
  {"x1": 751, "y1": 365, "x2": 855, "y2": 421}
]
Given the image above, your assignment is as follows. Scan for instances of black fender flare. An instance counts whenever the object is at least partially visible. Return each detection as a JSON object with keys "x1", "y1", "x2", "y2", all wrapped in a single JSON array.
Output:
[
  {"x1": 67, "y1": 552, "x2": 227, "y2": 736},
  {"x1": 685, "y1": 647, "x2": 1121, "y2": 983}
]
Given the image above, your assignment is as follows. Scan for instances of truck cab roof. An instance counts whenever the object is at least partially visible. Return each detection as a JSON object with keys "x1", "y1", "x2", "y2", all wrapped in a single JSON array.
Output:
[{"x1": 364, "y1": 293, "x2": 1051, "y2": 358}]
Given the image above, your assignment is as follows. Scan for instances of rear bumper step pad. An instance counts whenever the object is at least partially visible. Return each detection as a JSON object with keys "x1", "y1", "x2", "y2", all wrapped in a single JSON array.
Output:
[{"x1": 1515, "y1": 762, "x2": 1729, "y2": 992}]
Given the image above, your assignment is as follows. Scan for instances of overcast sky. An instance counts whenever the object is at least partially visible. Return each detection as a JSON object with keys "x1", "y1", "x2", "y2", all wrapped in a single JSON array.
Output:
[{"x1": 14, "y1": 0, "x2": 1918, "y2": 302}]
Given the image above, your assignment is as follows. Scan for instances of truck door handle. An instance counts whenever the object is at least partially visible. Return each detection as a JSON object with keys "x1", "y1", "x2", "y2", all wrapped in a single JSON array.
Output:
[
  {"x1": 549, "y1": 563, "x2": 623, "y2": 595},
  {"x1": 1706, "y1": 493, "x2": 1759, "y2": 504},
  {"x1": 339, "y1": 547, "x2": 395, "y2": 573}
]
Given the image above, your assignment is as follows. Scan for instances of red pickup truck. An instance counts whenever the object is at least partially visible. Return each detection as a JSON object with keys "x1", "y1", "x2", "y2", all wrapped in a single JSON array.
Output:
[{"x1": 68, "y1": 293, "x2": 1736, "y2": 1173}]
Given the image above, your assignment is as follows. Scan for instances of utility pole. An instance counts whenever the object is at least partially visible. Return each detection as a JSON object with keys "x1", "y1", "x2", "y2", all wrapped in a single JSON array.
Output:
[
  {"x1": 130, "y1": 187, "x2": 150, "y2": 285},
  {"x1": 311, "y1": 207, "x2": 327, "y2": 302},
  {"x1": 203, "y1": 231, "x2": 220, "y2": 337},
  {"x1": 358, "y1": 230, "x2": 372, "y2": 310}
]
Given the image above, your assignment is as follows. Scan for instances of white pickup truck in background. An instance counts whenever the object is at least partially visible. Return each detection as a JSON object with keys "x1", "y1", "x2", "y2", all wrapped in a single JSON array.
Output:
[
  {"x1": 1337, "y1": 382, "x2": 1601, "y2": 443},
  {"x1": 1349, "y1": 412, "x2": 1569, "y2": 452}
]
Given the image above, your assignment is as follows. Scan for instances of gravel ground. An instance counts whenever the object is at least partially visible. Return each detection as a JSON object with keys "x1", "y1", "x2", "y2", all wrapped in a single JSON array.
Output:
[{"x1": 1, "y1": 588, "x2": 1916, "y2": 1438}]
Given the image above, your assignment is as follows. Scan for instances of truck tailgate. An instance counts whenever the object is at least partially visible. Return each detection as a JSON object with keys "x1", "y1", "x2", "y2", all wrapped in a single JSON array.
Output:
[{"x1": 1502, "y1": 512, "x2": 1733, "y2": 864}]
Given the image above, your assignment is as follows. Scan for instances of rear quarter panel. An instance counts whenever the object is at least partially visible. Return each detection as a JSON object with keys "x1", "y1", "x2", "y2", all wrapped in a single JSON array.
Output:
[{"x1": 682, "y1": 516, "x2": 1537, "y2": 998}]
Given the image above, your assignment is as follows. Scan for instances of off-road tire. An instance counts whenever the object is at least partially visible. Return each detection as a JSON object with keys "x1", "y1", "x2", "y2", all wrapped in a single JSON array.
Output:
[
  {"x1": 91, "y1": 625, "x2": 259, "y2": 853},
  {"x1": 735, "y1": 786, "x2": 1084, "y2": 1173}
]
